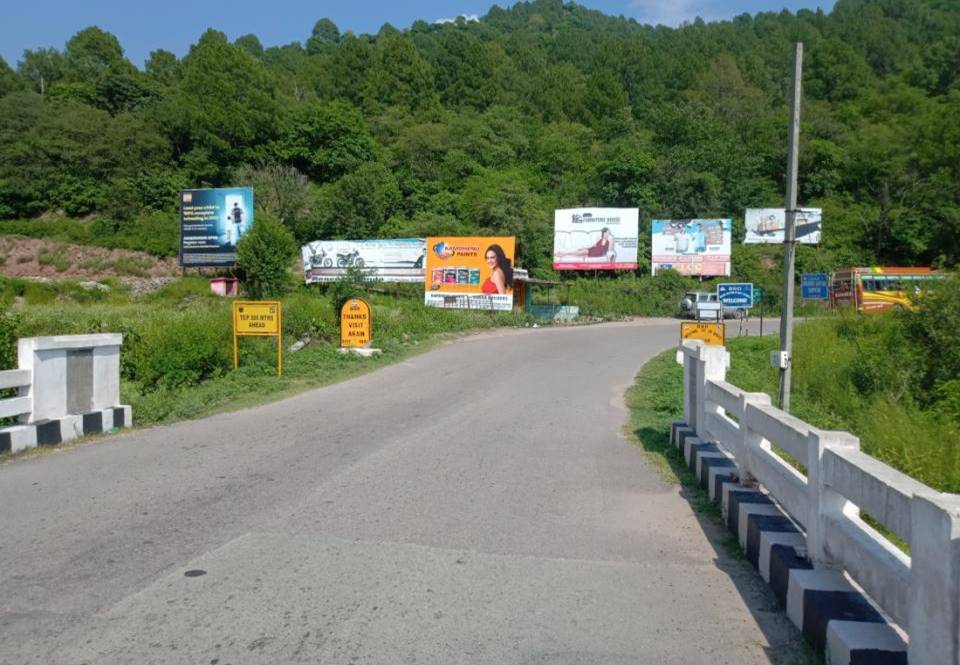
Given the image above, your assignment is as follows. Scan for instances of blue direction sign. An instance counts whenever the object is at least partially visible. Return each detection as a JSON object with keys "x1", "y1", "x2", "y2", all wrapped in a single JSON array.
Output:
[
  {"x1": 801, "y1": 273, "x2": 829, "y2": 300},
  {"x1": 717, "y1": 283, "x2": 754, "y2": 308}
]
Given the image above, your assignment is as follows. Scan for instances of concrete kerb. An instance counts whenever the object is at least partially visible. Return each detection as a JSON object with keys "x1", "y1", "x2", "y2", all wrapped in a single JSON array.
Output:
[{"x1": 672, "y1": 420, "x2": 907, "y2": 664}]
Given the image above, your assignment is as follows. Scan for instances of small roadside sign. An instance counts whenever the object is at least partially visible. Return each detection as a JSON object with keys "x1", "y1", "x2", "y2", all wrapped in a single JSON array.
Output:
[
  {"x1": 232, "y1": 300, "x2": 283, "y2": 375},
  {"x1": 681, "y1": 322, "x2": 725, "y2": 346},
  {"x1": 718, "y1": 283, "x2": 754, "y2": 308},
  {"x1": 801, "y1": 273, "x2": 829, "y2": 300},
  {"x1": 753, "y1": 287, "x2": 763, "y2": 305},
  {"x1": 340, "y1": 298, "x2": 372, "y2": 348}
]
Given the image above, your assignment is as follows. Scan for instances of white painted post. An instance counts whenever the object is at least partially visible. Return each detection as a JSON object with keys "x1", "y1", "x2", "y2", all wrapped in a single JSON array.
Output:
[
  {"x1": 693, "y1": 344, "x2": 728, "y2": 439},
  {"x1": 682, "y1": 343, "x2": 698, "y2": 430},
  {"x1": 807, "y1": 429, "x2": 860, "y2": 566},
  {"x1": 908, "y1": 492, "x2": 960, "y2": 664},
  {"x1": 737, "y1": 391, "x2": 771, "y2": 485}
]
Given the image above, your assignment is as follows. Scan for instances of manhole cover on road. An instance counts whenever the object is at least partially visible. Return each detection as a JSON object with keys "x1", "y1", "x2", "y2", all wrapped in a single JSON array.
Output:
[{"x1": 184, "y1": 569, "x2": 207, "y2": 578}]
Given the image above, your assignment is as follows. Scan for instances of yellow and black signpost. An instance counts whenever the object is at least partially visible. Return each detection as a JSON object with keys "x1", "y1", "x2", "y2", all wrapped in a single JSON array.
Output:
[
  {"x1": 680, "y1": 321, "x2": 725, "y2": 347},
  {"x1": 232, "y1": 300, "x2": 283, "y2": 375},
  {"x1": 340, "y1": 298, "x2": 372, "y2": 348}
]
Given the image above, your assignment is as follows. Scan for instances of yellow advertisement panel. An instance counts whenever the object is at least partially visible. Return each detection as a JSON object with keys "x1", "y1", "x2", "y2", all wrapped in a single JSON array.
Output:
[
  {"x1": 340, "y1": 298, "x2": 372, "y2": 348},
  {"x1": 680, "y1": 322, "x2": 725, "y2": 346},
  {"x1": 424, "y1": 236, "x2": 516, "y2": 311}
]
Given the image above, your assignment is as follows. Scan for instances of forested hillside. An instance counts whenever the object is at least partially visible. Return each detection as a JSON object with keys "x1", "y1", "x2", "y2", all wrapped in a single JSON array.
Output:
[{"x1": 1, "y1": 0, "x2": 958, "y2": 280}]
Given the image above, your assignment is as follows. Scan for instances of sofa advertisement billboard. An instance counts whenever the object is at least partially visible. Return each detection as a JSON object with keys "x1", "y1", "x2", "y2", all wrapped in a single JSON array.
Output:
[
  {"x1": 744, "y1": 208, "x2": 822, "y2": 244},
  {"x1": 651, "y1": 219, "x2": 732, "y2": 277},
  {"x1": 301, "y1": 239, "x2": 426, "y2": 284},
  {"x1": 424, "y1": 236, "x2": 516, "y2": 311},
  {"x1": 553, "y1": 208, "x2": 639, "y2": 270},
  {"x1": 179, "y1": 187, "x2": 253, "y2": 267}
]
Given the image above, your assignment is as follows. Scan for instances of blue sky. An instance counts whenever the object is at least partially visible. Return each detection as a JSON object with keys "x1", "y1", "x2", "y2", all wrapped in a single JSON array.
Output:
[{"x1": 2, "y1": 0, "x2": 835, "y2": 69}]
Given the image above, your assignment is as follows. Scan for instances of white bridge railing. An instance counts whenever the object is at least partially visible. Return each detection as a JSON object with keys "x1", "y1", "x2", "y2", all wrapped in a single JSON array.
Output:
[{"x1": 680, "y1": 340, "x2": 960, "y2": 664}]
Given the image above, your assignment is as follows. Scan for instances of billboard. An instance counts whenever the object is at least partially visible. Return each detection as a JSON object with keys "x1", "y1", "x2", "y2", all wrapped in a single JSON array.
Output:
[
  {"x1": 744, "y1": 208, "x2": 822, "y2": 244},
  {"x1": 424, "y1": 236, "x2": 516, "y2": 311},
  {"x1": 651, "y1": 219, "x2": 732, "y2": 276},
  {"x1": 553, "y1": 208, "x2": 639, "y2": 270},
  {"x1": 179, "y1": 187, "x2": 253, "y2": 267},
  {"x1": 301, "y1": 239, "x2": 426, "y2": 284}
]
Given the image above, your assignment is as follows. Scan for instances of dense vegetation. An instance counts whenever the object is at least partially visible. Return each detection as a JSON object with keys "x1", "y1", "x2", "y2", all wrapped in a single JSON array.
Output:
[{"x1": 1, "y1": 0, "x2": 958, "y2": 292}]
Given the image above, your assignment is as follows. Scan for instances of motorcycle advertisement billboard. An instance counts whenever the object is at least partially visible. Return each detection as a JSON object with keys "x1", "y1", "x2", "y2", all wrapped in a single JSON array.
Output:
[
  {"x1": 553, "y1": 208, "x2": 639, "y2": 270},
  {"x1": 744, "y1": 208, "x2": 822, "y2": 244},
  {"x1": 301, "y1": 239, "x2": 426, "y2": 284},
  {"x1": 651, "y1": 219, "x2": 732, "y2": 277},
  {"x1": 424, "y1": 236, "x2": 516, "y2": 311},
  {"x1": 179, "y1": 187, "x2": 253, "y2": 267}
]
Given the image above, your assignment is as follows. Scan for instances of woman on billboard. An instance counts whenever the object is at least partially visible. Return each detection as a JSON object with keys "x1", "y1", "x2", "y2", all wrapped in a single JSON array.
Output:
[
  {"x1": 482, "y1": 244, "x2": 513, "y2": 294},
  {"x1": 554, "y1": 228, "x2": 615, "y2": 261}
]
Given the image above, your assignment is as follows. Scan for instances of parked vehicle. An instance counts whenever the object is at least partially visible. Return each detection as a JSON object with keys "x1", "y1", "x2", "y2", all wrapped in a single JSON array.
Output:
[{"x1": 679, "y1": 292, "x2": 745, "y2": 320}]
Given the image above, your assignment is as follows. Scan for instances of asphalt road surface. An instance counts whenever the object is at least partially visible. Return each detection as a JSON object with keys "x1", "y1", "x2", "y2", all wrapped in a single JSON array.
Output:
[{"x1": 0, "y1": 318, "x2": 806, "y2": 664}]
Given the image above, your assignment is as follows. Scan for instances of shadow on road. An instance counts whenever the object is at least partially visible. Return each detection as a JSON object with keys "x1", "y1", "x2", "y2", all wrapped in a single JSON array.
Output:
[{"x1": 634, "y1": 425, "x2": 818, "y2": 665}]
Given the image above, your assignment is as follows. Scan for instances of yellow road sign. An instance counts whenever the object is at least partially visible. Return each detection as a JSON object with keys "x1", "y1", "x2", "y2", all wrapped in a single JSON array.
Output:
[
  {"x1": 680, "y1": 321, "x2": 725, "y2": 346},
  {"x1": 232, "y1": 301, "x2": 283, "y2": 375},
  {"x1": 340, "y1": 298, "x2": 372, "y2": 348},
  {"x1": 233, "y1": 301, "x2": 281, "y2": 336}
]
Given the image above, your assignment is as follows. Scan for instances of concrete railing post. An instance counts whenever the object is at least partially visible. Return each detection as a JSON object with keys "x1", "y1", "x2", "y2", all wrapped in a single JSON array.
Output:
[
  {"x1": 693, "y1": 344, "x2": 728, "y2": 438},
  {"x1": 682, "y1": 344, "x2": 699, "y2": 430},
  {"x1": 908, "y1": 492, "x2": 960, "y2": 664},
  {"x1": 807, "y1": 429, "x2": 860, "y2": 566},
  {"x1": 737, "y1": 392, "x2": 771, "y2": 485}
]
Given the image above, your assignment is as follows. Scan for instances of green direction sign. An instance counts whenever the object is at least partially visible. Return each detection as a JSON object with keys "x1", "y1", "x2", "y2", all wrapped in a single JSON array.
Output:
[{"x1": 753, "y1": 287, "x2": 764, "y2": 305}]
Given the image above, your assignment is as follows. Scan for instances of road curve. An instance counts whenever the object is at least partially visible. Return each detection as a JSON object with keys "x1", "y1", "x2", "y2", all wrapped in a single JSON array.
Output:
[{"x1": 0, "y1": 319, "x2": 805, "y2": 664}]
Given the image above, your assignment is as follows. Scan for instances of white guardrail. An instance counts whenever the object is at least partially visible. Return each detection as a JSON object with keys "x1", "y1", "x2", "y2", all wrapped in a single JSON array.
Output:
[
  {"x1": 679, "y1": 340, "x2": 960, "y2": 664},
  {"x1": 0, "y1": 368, "x2": 33, "y2": 420}
]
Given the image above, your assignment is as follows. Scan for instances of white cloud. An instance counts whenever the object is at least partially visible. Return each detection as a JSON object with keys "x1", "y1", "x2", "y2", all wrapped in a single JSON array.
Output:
[
  {"x1": 627, "y1": 0, "x2": 720, "y2": 27},
  {"x1": 433, "y1": 14, "x2": 480, "y2": 25}
]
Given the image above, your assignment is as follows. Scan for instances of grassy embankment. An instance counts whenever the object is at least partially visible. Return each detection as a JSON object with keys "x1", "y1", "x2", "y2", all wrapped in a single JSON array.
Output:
[{"x1": 628, "y1": 310, "x2": 960, "y2": 495}]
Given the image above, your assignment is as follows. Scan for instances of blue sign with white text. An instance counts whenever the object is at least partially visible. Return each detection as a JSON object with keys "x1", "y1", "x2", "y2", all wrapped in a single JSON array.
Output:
[
  {"x1": 717, "y1": 283, "x2": 754, "y2": 308},
  {"x1": 802, "y1": 273, "x2": 830, "y2": 300}
]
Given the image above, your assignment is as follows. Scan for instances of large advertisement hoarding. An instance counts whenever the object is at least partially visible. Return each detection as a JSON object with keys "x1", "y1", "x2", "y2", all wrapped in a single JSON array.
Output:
[
  {"x1": 553, "y1": 208, "x2": 639, "y2": 270},
  {"x1": 424, "y1": 236, "x2": 516, "y2": 311},
  {"x1": 179, "y1": 187, "x2": 253, "y2": 267},
  {"x1": 651, "y1": 219, "x2": 732, "y2": 277},
  {"x1": 301, "y1": 239, "x2": 426, "y2": 284},
  {"x1": 744, "y1": 208, "x2": 822, "y2": 244}
]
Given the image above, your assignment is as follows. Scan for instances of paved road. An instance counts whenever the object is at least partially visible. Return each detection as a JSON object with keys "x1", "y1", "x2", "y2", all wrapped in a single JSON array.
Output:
[{"x1": 0, "y1": 319, "x2": 805, "y2": 664}]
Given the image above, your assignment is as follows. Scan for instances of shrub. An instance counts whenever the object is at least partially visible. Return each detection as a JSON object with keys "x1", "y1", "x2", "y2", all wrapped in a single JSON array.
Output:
[{"x1": 236, "y1": 213, "x2": 298, "y2": 299}]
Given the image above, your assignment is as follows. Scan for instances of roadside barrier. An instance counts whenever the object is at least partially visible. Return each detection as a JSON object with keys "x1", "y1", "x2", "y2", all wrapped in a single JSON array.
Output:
[
  {"x1": 0, "y1": 334, "x2": 132, "y2": 454},
  {"x1": 673, "y1": 339, "x2": 959, "y2": 664}
]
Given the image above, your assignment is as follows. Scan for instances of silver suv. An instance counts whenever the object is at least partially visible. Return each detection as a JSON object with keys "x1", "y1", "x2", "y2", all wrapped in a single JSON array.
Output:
[{"x1": 679, "y1": 292, "x2": 744, "y2": 320}]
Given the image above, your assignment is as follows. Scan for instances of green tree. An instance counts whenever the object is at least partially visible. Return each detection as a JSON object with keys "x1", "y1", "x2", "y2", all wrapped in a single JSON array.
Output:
[
  {"x1": 306, "y1": 18, "x2": 341, "y2": 54},
  {"x1": 279, "y1": 100, "x2": 381, "y2": 181},
  {"x1": 237, "y1": 213, "x2": 298, "y2": 298},
  {"x1": 363, "y1": 34, "x2": 438, "y2": 113}
]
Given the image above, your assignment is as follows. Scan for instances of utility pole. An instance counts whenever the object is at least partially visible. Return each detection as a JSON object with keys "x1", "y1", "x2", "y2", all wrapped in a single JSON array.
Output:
[{"x1": 778, "y1": 42, "x2": 803, "y2": 412}]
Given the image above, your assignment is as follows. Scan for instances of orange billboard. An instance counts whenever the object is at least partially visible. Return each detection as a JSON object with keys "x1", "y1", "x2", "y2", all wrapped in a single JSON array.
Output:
[{"x1": 424, "y1": 236, "x2": 516, "y2": 311}]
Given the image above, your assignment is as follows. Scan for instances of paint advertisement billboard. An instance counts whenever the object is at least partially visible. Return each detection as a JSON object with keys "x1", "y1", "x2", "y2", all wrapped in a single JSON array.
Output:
[
  {"x1": 553, "y1": 208, "x2": 639, "y2": 270},
  {"x1": 744, "y1": 208, "x2": 822, "y2": 244},
  {"x1": 651, "y1": 219, "x2": 732, "y2": 276},
  {"x1": 424, "y1": 236, "x2": 516, "y2": 311},
  {"x1": 179, "y1": 187, "x2": 253, "y2": 267},
  {"x1": 301, "y1": 239, "x2": 426, "y2": 284}
]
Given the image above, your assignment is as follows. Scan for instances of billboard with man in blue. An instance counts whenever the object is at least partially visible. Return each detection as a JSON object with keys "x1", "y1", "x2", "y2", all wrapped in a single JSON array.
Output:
[{"x1": 179, "y1": 187, "x2": 254, "y2": 267}]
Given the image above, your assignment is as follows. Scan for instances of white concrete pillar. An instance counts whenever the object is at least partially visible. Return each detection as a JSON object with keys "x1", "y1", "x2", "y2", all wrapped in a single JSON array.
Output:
[
  {"x1": 737, "y1": 391, "x2": 771, "y2": 485},
  {"x1": 908, "y1": 492, "x2": 960, "y2": 664},
  {"x1": 806, "y1": 429, "x2": 860, "y2": 567}
]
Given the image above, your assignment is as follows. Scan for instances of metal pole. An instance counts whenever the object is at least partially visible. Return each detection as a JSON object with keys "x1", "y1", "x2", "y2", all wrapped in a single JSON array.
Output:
[{"x1": 778, "y1": 42, "x2": 803, "y2": 412}]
